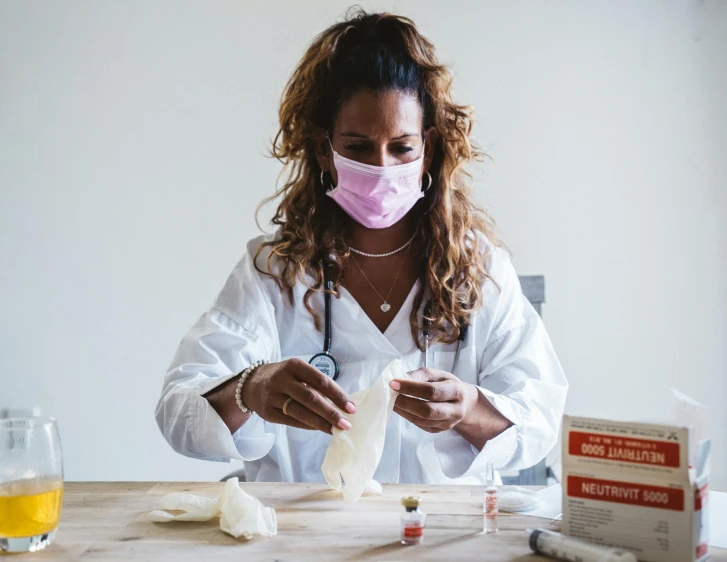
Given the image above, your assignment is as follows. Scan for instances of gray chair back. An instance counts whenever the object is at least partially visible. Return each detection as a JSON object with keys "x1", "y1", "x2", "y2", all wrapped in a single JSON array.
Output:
[{"x1": 519, "y1": 276, "x2": 545, "y2": 316}]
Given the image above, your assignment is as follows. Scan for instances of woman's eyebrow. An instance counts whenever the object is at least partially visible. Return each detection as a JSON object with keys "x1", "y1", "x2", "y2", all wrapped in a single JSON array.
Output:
[{"x1": 339, "y1": 132, "x2": 418, "y2": 140}]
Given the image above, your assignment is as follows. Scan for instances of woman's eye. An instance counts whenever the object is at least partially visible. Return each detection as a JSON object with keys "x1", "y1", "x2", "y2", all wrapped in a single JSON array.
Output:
[
  {"x1": 342, "y1": 144, "x2": 414, "y2": 155},
  {"x1": 344, "y1": 144, "x2": 368, "y2": 152}
]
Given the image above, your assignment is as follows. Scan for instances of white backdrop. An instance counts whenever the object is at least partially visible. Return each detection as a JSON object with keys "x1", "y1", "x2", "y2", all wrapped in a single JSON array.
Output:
[{"x1": 1, "y1": 0, "x2": 726, "y2": 485}]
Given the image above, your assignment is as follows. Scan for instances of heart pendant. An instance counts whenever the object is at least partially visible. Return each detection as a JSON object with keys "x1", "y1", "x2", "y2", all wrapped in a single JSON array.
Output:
[{"x1": 380, "y1": 303, "x2": 391, "y2": 312}]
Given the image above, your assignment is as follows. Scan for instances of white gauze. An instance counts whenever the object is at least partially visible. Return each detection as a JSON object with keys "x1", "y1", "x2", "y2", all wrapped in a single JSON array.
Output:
[{"x1": 321, "y1": 359, "x2": 407, "y2": 503}]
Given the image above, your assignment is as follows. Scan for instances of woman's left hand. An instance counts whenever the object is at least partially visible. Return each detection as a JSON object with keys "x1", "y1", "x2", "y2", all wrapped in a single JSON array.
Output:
[{"x1": 390, "y1": 368, "x2": 480, "y2": 433}]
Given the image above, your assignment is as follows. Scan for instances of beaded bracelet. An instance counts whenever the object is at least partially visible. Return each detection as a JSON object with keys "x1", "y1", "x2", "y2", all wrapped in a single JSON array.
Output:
[{"x1": 235, "y1": 360, "x2": 267, "y2": 415}]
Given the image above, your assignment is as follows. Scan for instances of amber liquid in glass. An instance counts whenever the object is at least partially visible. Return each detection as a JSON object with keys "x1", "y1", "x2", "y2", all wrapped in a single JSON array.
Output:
[{"x1": 0, "y1": 478, "x2": 63, "y2": 538}]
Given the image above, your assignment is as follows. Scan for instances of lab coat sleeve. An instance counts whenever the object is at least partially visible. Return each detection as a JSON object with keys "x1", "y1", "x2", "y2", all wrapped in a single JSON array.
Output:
[
  {"x1": 433, "y1": 246, "x2": 568, "y2": 480},
  {"x1": 155, "y1": 249, "x2": 280, "y2": 463}
]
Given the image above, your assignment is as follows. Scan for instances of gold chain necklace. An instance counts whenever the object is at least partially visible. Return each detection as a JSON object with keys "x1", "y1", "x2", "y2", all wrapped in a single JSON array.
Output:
[{"x1": 350, "y1": 242, "x2": 413, "y2": 313}]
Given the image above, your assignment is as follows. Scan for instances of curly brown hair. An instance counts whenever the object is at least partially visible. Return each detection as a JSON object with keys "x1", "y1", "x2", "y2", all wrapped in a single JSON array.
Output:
[{"x1": 255, "y1": 7, "x2": 501, "y2": 349}]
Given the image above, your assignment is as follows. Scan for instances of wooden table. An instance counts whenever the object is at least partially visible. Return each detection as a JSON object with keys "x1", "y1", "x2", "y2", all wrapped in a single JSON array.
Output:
[{"x1": 15, "y1": 482, "x2": 726, "y2": 561}]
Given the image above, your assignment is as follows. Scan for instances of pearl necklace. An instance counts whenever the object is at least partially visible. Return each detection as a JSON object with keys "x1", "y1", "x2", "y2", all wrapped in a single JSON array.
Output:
[
  {"x1": 350, "y1": 231, "x2": 417, "y2": 258},
  {"x1": 350, "y1": 242, "x2": 413, "y2": 313}
]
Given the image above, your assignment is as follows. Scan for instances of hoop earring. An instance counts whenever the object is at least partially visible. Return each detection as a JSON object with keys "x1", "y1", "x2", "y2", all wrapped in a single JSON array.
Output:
[
  {"x1": 421, "y1": 171, "x2": 432, "y2": 192},
  {"x1": 321, "y1": 170, "x2": 330, "y2": 192}
]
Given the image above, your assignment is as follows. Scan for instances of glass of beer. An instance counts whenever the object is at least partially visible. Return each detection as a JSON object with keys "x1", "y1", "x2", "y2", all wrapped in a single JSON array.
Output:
[{"x1": 0, "y1": 417, "x2": 63, "y2": 553}]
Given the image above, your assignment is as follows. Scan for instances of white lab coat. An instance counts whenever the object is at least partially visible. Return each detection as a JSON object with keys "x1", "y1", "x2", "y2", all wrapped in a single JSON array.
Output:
[{"x1": 155, "y1": 232, "x2": 568, "y2": 484}]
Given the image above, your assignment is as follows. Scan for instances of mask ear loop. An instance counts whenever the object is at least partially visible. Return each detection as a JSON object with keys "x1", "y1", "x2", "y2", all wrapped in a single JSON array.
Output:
[{"x1": 321, "y1": 134, "x2": 334, "y2": 192}]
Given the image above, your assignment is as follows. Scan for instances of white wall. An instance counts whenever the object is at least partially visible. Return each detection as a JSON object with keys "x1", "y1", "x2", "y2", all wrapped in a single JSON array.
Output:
[{"x1": 1, "y1": 0, "x2": 725, "y2": 485}]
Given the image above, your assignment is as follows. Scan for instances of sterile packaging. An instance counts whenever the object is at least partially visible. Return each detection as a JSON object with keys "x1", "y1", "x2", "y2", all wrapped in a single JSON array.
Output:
[{"x1": 562, "y1": 405, "x2": 710, "y2": 562}]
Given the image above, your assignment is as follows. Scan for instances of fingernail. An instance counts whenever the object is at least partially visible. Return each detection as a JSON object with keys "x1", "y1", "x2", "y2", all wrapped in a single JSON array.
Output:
[
  {"x1": 390, "y1": 381, "x2": 401, "y2": 391},
  {"x1": 345, "y1": 401, "x2": 357, "y2": 414},
  {"x1": 338, "y1": 418, "x2": 352, "y2": 430}
]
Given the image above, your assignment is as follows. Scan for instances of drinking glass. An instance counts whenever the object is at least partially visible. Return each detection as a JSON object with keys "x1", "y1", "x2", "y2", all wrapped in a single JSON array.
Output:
[{"x1": 0, "y1": 417, "x2": 63, "y2": 552}]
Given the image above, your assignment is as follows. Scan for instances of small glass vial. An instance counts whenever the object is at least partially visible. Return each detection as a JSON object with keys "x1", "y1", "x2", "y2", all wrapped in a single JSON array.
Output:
[
  {"x1": 400, "y1": 496, "x2": 425, "y2": 545},
  {"x1": 483, "y1": 461, "x2": 498, "y2": 534}
]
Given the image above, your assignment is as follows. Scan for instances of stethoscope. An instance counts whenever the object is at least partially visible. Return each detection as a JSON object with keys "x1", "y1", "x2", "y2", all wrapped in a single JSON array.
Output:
[
  {"x1": 308, "y1": 262, "x2": 469, "y2": 381},
  {"x1": 308, "y1": 262, "x2": 340, "y2": 380},
  {"x1": 422, "y1": 301, "x2": 469, "y2": 374}
]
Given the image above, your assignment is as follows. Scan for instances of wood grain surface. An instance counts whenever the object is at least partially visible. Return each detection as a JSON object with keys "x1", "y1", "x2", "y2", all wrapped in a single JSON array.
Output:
[{"x1": 10, "y1": 482, "x2": 724, "y2": 561}]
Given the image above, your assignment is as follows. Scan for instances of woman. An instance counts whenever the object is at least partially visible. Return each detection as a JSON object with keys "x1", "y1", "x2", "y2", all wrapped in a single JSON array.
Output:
[{"x1": 156, "y1": 9, "x2": 567, "y2": 484}]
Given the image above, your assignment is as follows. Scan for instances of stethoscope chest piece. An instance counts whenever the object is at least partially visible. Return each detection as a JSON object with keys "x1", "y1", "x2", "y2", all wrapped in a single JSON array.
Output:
[{"x1": 309, "y1": 352, "x2": 340, "y2": 381}]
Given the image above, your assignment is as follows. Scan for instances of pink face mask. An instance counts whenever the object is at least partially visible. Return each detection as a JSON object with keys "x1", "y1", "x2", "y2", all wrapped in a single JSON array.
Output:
[{"x1": 325, "y1": 138, "x2": 427, "y2": 229}]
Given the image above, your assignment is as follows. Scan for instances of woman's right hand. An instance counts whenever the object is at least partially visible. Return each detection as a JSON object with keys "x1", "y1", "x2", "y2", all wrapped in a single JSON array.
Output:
[{"x1": 242, "y1": 358, "x2": 356, "y2": 434}]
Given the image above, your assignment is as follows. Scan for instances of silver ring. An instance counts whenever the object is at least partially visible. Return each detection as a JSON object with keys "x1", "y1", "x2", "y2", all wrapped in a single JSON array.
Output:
[
  {"x1": 282, "y1": 397, "x2": 294, "y2": 416},
  {"x1": 320, "y1": 170, "x2": 325, "y2": 187},
  {"x1": 422, "y1": 171, "x2": 432, "y2": 192}
]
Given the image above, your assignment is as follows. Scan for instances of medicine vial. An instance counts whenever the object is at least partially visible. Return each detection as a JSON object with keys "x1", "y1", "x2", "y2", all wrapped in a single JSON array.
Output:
[
  {"x1": 484, "y1": 461, "x2": 498, "y2": 534},
  {"x1": 400, "y1": 496, "x2": 425, "y2": 545}
]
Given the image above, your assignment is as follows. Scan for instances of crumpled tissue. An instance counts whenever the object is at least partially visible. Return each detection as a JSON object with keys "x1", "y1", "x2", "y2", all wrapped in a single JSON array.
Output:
[{"x1": 149, "y1": 477, "x2": 277, "y2": 539}]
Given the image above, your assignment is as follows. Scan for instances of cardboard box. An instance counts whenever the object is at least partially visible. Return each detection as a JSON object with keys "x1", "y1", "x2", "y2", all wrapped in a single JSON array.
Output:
[{"x1": 562, "y1": 415, "x2": 710, "y2": 562}]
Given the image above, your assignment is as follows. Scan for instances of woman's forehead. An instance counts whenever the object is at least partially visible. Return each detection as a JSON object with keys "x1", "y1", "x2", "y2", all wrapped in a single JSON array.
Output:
[{"x1": 333, "y1": 89, "x2": 422, "y2": 140}]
